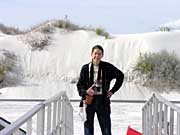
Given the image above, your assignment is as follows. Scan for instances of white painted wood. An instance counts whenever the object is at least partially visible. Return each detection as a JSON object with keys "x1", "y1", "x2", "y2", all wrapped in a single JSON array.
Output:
[
  {"x1": 0, "y1": 91, "x2": 73, "y2": 135},
  {"x1": 145, "y1": 106, "x2": 149, "y2": 135},
  {"x1": 163, "y1": 105, "x2": 168, "y2": 135},
  {"x1": 37, "y1": 107, "x2": 45, "y2": 135},
  {"x1": 0, "y1": 103, "x2": 43, "y2": 135},
  {"x1": 57, "y1": 99, "x2": 61, "y2": 124},
  {"x1": 177, "y1": 113, "x2": 180, "y2": 135},
  {"x1": 61, "y1": 98, "x2": 66, "y2": 135},
  {"x1": 153, "y1": 96, "x2": 158, "y2": 135},
  {"x1": 27, "y1": 118, "x2": 32, "y2": 135},
  {"x1": 53, "y1": 101, "x2": 57, "y2": 131},
  {"x1": 169, "y1": 108, "x2": 174, "y2": 135},
  {"x1": 142, "y1": 93, "x2": 180, "y2": 135},
  {"x1": 13, "y1": 129, "x2": 19, "y2": 135},
  {"x1": 47, "y1": 103, "x2": 52, "y2": 135},
  {"x1": 158, "y1": 102, "x2": 163, "y2": 135},
  {"x1": 142, "y1": 108, "x2": 145, "y2": 135},
  {"x1": 149, "y1": 102, "x2": 152, "y2": 135},
  {"x1": 57, "y1": 99, "x2": 62, "y2": 135}
]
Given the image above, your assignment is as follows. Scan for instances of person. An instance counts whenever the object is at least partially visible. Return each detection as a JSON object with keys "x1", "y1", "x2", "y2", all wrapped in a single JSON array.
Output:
[{"x1": 77, "y1": 45, "x2": 124, "y2": 135}]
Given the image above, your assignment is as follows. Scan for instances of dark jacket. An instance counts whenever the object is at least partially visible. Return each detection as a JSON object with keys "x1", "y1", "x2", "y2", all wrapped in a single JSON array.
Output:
[{"x1": 77, "y1": 61, "x2": 124, "y2": 105}]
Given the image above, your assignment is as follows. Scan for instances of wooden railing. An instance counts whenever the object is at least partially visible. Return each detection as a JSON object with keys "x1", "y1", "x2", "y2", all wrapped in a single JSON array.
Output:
[
  {"x1": 0, "y1": 91, "x2": 73, "y2": 135},
  {"x1": 142, "y1": 93, "x2": 180, "y2": 135}
]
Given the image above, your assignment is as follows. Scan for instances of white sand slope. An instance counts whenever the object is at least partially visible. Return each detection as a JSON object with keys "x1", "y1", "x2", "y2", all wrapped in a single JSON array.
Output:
[{"x1": 0, "y1": 28, "x2": 180, "y2": 100}]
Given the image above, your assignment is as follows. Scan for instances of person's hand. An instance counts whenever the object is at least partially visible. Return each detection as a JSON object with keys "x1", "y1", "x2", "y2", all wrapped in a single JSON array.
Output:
[
  {"x1": 107, "y1": 91, "x2": 113, "y2": 98},
  {"x1": 86, "y1": 86, "x2": 94, "y2": 96}
]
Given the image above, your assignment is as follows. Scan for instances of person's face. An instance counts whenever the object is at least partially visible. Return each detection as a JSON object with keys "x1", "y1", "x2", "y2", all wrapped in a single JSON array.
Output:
[{"x1": 91, "y1": 48, "x2": 103, "y2": 65}]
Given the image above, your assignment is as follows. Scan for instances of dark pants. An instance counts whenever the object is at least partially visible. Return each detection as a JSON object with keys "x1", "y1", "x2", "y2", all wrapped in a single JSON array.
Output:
[{"x1": 84, "y1": 95, "x2": 111, "y2": 135}]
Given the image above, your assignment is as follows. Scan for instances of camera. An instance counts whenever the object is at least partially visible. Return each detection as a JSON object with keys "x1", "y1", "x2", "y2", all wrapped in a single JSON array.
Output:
[{"x1": 92, "y1": 80, "x2": 101, "y2": 92}]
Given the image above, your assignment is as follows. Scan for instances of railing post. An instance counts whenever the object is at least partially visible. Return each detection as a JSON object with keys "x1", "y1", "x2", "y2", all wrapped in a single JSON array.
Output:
[
  {"x1": 53, "y1": 101, "x2": 57, "y2": 133},
  {"x1": 177, "y1": 113, "x2": 180, "y2": 135},
  {"x1": 153, "y1": 95, "x2": 158, "y2": 135},
  {"x1": 158, "y1": 102, "x2": 163, "y2": 135},
  {"x1": 149, "y1": 102, "x2": 152, "y2": 135},
  {"x1": 163, "y1": 104, "x2": 168, "y2": 135},
  {"x1": 27, "y1": 118, "x2": 32, "y2": 135},
  {"x1": 57, "y1": 98, "x2": 62, "y2": 135},
  {"x1": 47, "y1": 103, "x2": 52, "y2": 135},
  {"x1": 142, "y1": 107, "x2": 145, "y2": 135},
  {"x1": 169, "y1": 108, "x2": 174, "y2": 135},
  {"x1": 13, "y1": 130, "x2": 19, "y2": 135},
  {"x1": 37, "y1": 106, "x2": 45, "y2": 135},
  {"x1": 145, "y1": 105, "x2": 148, "y2": 135},
  {"x1": 142, "y1": 94, "x2": 180, "y2": 135},
  {"x1": 0, "y1": 91, "x2": 73, "y2": 135},
  {"x1": 61, "y1": 96, "x2": 66, "y2": 135}
]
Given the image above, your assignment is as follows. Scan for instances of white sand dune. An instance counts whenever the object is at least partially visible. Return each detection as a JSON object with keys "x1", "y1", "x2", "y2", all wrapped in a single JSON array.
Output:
[{"x1": 0, "y1": 28, "x2": 180, "y2": 100}]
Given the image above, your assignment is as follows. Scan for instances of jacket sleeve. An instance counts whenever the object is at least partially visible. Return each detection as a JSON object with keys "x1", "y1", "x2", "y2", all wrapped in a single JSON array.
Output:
[
  {"x1": 110, "y1": 65, "x2": 124, "y2": 94},
  {"x1": 77, "y1": 65, "x2": 87, "y2": 97}
]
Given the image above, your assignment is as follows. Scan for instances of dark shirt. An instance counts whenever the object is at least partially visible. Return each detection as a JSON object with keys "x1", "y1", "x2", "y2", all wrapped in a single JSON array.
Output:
[{"x1": 77, "y1": 61, "x2": 124, "y2": 105}]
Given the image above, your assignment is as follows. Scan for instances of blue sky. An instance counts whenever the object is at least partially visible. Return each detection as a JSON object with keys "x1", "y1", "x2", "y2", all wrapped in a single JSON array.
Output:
[{"x1": 0, "y1": 0, "x2": 180, "y2": 34}]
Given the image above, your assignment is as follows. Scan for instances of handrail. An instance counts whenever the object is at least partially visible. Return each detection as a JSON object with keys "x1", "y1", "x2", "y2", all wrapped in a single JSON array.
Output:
[
  {"x1": 43, "y1": 91, "x2": 66, "y2": 105},
  {"x1": 0, "y1": 91, "x2": 73, "y2": 135},
  {"x1": 155, "y1": 94, "x2": 180, "y2": 113},
  {"x1": 0, "y1": 103, "x2": 43, "y2": 135},
  {"x1": 2, "y1": 98, "x2": 180, "y2": 103}
]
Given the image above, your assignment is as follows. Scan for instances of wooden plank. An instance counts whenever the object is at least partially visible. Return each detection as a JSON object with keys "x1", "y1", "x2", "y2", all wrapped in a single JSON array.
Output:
[
  {"x1": 53, "y1": 101, "x2": 57, "y2": 131},
  {"x1": 149, "y1": 102, "x2": 152, "y2": 135},
  {"x1": 146, "y1": 105, "x2": 149, "y2": 135},
  {"x1": 47, "y1": 103, "x2": 52, "y2": 135},
  {"x1": 156, "y1": 94, "x2": 180, "y2": 113},
  {"x1": 153, "y1": 96, "x2": 158, "y2": 135},
  {"x1": 12, "y1": 129, "x2": 19, "y2": 135},
  {"x1": 0, "y1": 103, "x2": 43, "y2": 135},
  {"x1": 177, "y1": 113, "x2": 180, "y2": 135},
  {"x1": 158, "y1": 102, "x2": 163, "y2": 135},
  {"x1": 142, "y1": 108, "x2": 145, "y2": 135},
  {"x1": 163, "y1": 104, "x2": 168, "y2": 135},
  {"x1": 61, "y1": 97, "x2": 66, "y2": 135},
  {"x1": 169, "y1": 108, "x2": 174, "y2": 135},
  {"x1": 37, "y1": 107, "x2": 45, "y2": 135},
  {"x1": 27, "y1": 118, "x2": 32, "y2": 135}
]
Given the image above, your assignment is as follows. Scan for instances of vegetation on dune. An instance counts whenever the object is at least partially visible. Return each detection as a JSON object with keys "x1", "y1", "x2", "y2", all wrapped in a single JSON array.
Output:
[
  {"x1": 95, "y1": 28, "x2": 110, "y2": 39},
  {"x1": 0, "y1": 50, "x2": 17, "y2": 83},
  {"x1": 0, "y1": 65, "x2": 4, "y2": 82},
  {"x1": 159, "y1": 26, "x2": 172, "y2": 32},
  {"x1": 132, "y1": 50, "x2": 180, "y2": 91},
  {"x1": 0, "y1": 18, "x2": 110, "y2": 38},
  {"x1": 0, "y1": 23, "x2": 24, "y2": 35},
  {"x1": 49, "y1": 19, "x2": 110, "y2": 38}
]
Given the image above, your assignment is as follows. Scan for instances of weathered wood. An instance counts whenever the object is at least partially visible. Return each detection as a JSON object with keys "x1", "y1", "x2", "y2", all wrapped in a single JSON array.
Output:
[
  {"x1": 27, "y1": 118, "x2": 32, "y2": 135},
  {"x1": 143, "y1": 93, "x2": 180, "y2": 135},
  {"x1": 158, "y1": 102, "x2": 163, "y2": 135},
  {"x1": 37, "y1": 107, "x2": 45, "y2": 135},
  {"x1": 169, "y1": 108, "x2": 174, "y2": 135},
  {"x1": 177, "y1": 113, "x2": 180, "y2": 135},
  {"x1": 0, "y1": 91, "x2": 73, "y2": 135},
  {"x1": 53, "y1": 101, "x2": 57, "y2": 131},
  {"x1": 164, "y1": 104, "x2": 168, "y2": 135},
  {"x1": 153, "y1": 96, "x2": 158, "y2": 135},
  {"x1": 142, "y1": 108, "x2": 145, "y2": 135},
  {"x1": 47, "y1": 103, "x2": 52, "y2": 135},
  {"x1": 149, "y1": 103, "x2": 152, "y2": 135}
]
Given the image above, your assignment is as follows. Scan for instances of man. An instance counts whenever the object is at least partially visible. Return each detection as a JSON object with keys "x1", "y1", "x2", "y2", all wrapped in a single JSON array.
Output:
[{"x1": 77, "y1": 45, "x2": 124, "y2": 135}]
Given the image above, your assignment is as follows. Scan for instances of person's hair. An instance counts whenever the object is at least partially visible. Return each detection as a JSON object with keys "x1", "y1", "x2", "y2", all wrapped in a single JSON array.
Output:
[{"x1": 91, "y1": 45, "x2": 104, "y2": 55}]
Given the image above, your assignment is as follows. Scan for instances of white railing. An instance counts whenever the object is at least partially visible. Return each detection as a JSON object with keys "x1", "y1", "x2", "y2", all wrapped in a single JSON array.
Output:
[
  {"x1": 142, "y1": 93, "x2": 180, "y2": 135},
  {"x1": 0, "y1": 91, "x2": 73, "y2": 135}
]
